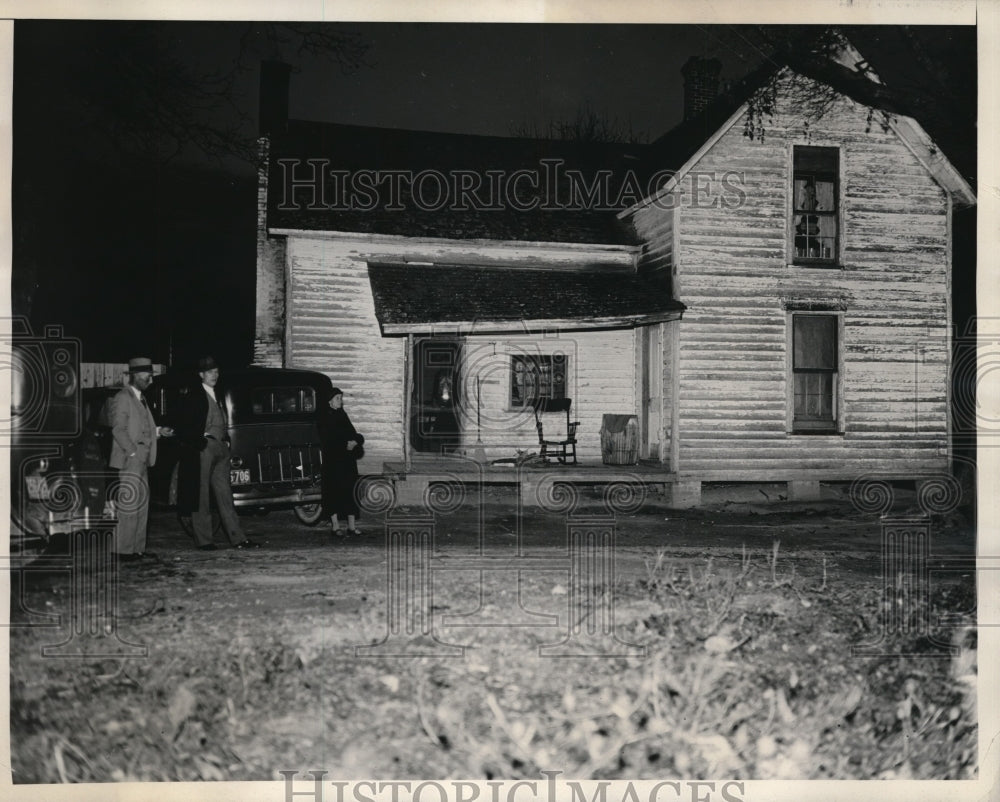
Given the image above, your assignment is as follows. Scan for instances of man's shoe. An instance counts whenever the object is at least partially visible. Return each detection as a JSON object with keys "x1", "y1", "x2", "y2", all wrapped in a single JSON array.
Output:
[
  {"x1": 116, "y1": 553, "x2": 142, "y2": 562},
  {"x1": 233, "y1": 539, "x2": 260, "y2": 549},
  {"x1": 198, "y1": 544, "x2": 218, "y2": 552}
]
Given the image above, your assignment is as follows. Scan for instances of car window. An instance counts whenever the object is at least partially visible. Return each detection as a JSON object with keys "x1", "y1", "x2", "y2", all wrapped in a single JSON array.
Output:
[{"x1": 251, "y1": 387, "x2": 316, "y2": 415}]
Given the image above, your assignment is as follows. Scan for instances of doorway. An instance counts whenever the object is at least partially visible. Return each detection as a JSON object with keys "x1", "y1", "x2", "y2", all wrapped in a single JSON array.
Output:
[
  {"x1": 410, "y1": 338, "x2": 462, "y2": 454},
  {"x1": 640, "y1": 325, "x2": 662, "y2": 461}
]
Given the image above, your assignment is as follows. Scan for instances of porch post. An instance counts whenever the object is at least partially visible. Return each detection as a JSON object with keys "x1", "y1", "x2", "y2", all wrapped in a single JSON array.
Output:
[{"x1": 403, "y1": 334, "x2": 413, "y2": 471}]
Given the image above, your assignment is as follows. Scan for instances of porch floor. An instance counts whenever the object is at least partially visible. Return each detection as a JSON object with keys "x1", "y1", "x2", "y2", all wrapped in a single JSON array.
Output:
[{"x1": 382, "y1": 456, "x2": 674, "y2": 484}]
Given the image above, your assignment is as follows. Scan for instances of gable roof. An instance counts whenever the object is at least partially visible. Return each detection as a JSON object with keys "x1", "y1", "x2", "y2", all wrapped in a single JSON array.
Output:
[
  {"x1": 622, "y1": 37, "x2": 975, "y2": 216},
  {"x1": 266, "y1": 120, "x2": 644, "y2": 245},
  {"x1": 264, "y1": 32, "x2": 974, "y2": 246}
]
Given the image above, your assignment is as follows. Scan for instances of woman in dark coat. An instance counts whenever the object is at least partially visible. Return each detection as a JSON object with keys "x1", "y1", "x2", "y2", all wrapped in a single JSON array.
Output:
[{"x1": 318, "y1": 386, "x2": 364, "y2": 535}]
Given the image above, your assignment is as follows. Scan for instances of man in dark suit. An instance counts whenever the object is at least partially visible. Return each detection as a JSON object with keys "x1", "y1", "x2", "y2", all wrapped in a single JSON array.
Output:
[
  {"x1": 109, "y1": 357, "x2": 173, "y2": 561},
  {"x1": 176, "y1": 356, "x2": 259, "y2": 551}
]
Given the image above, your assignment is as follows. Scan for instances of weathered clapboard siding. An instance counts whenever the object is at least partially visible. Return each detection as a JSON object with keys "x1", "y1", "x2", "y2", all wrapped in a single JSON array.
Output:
[
  {"x1": 81, "y1": 362, "x2": 166, "y2": 388},
  {"x1": 662, "y1": 75, "x2": 952, "y2": 479},
  {"x1": 458, "y1": 331, "x2": 635, "y2": 463},
  {"x1": 633, "y1": 205, "x2": 675, "y2": 277},
  {"x1": 661, "y1": 320, "x2": 677, "y2": 470},
  {"x1": 280, "y1": 235, "x2": 639, "y2": 465},
  {"x1": 285, "y1": 237, "x2": 406, "y2": 463}
]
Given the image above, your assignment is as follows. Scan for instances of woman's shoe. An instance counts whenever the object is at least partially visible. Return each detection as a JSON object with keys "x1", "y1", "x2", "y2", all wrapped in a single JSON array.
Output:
[{"x1": 346, "y1": 529, "x2": 361, "y2": 537}]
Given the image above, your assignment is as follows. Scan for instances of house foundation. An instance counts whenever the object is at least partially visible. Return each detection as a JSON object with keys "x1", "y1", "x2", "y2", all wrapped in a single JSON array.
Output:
[
  {"x1": 788, "y1": 480, "x2": 823, "y2": 502},
  {"x1": 669, "y1": 481, "x2": 702, "y2": 508}
]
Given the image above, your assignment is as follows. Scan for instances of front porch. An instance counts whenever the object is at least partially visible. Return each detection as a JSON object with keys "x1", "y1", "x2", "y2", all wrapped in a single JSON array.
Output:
[
  {"x1": 380, "y1": 456, "x2": 681, "y2": 508},
  {"x1": 375, "y1": 458, "x2": 830, "y2": 509}
]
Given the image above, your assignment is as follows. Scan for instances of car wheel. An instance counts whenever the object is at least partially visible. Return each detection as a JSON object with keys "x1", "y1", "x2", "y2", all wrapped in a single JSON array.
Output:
[{"x1": 293, "y1": 503, "x2": 324, "y2": 526}]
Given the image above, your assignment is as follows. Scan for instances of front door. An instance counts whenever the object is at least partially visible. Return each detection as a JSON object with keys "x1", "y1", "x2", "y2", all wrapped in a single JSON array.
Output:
[
  {"x1": 410, "y1": 338, "x2": 462, "y2": 454},
  {"x1": 640, "y1": 325, "x2": 662, "y2": 460}
]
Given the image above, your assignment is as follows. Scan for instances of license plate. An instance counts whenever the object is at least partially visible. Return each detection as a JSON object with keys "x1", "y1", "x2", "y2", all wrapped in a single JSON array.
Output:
[
  {"x1": 231, "y1": 469, "x2": 251, "y2": 486},
  {"x1": 26, "y1": 475, "x2": 50, "y2": 499}
]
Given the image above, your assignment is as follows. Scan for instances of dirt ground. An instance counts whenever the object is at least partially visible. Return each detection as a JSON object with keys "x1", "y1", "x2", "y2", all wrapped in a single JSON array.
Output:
[{"x1": 7, "y1": 488, "x2": 978, "y2": 783}]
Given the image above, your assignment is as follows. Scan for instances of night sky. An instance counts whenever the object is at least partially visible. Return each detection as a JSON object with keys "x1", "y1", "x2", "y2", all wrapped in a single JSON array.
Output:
[{"x1": 10, "y1": 21, "x2": 976, "y2": 370}]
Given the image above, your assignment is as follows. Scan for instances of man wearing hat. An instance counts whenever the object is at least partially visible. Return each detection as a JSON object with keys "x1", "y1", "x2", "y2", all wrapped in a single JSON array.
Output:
[
  {"x1": 109, "y1": 358, "x2": 173, "y2": 561},
  {"x1": 175, "y1": 356, "x2": 258, "y2": 551}
]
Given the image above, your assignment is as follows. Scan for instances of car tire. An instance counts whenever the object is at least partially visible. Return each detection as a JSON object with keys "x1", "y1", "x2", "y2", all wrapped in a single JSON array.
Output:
[{"x1": 293, "y1": 503, "x2": 324, "y2": 526}]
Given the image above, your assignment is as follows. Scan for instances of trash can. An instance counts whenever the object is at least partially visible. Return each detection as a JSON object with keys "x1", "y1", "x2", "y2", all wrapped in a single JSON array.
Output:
[{"x1": 601, "y1": 414, "x2": 639, "y2": 465}]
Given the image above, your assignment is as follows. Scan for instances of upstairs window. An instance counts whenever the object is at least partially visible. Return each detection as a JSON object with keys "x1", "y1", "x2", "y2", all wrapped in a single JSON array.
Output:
[
  {"x1": 792, "y1": 146, "x2": 839, "y2": 265},
  {"x1": 791, "y1": 314, "x2": 839, "y2": 432}
]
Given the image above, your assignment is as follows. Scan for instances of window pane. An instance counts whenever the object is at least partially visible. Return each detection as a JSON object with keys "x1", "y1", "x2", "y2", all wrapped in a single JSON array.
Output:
[
  {"x1": 511, "y1": 355, "x2": 567, "y2": 406},
  {"x1": 251, "y1": 387, "x2": 313, "y2": 415},
  {"x1": 794, "y1": 373, "x2": 834, "y2": 422},
  {"x1": 794, "y1": 211, "x2": 836, "y2": 260},
  {"x1": 252, "y1": 390, "x2": 272, "y2": 414},
  {"x1": 814, "y1": 180, "x2": 835, "y2": 210},
  {"x1": 273, "y1": 388, "x2": 300, "y2": 413},
  {"x1": 793, "y1": 315, "x2": 837, "y2": 369},
  {"x1": 793, "y1": 148, "x2": 838, "y2": 264},
  {"x1": 794, "y1": 146, "x2": 838, "y2": 173},
  {"x1": 793, "y1": 178, "x2": 812, "y2": 210}
]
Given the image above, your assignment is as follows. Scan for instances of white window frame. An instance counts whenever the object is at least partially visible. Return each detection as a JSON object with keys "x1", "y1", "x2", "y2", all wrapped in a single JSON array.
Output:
[
  {"x1": 786, "y1": 309, "x2": 845, "y2": 435},
  {"x1": 788, "y1": 144, "x2": 844, "y2": 268}
]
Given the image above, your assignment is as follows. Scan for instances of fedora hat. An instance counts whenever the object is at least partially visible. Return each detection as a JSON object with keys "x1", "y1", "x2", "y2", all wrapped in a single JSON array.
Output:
[
  {"x1": 197, "y1": 355, "x2": 219, "y2": 372},
  {"x1": 128, "y1": 357, "x2": 154, "y2": 374}
]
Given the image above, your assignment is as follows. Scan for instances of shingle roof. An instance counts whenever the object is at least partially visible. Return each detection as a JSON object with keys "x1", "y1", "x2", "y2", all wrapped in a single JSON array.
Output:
[
  {"x1": 267, "y1": 120, "x2": 646, "y2": 245},
  {"x1": 367, "y1": 263, "x2": 685, "y2": 334},
  {"x1": 266, "y1": 35, "x2": 974, "y2": 242}
]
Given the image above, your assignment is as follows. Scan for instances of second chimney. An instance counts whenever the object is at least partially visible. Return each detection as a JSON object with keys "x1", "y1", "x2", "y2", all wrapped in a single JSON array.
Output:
[{"x1": 681, "y1": 56, "x2": 722, "y2": 121}]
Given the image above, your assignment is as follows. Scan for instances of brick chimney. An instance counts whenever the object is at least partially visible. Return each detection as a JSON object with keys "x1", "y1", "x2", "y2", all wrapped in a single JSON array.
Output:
[
  {"x1": 259, "y1": 61, "x2": 292, "y2": 136},
  {"x1": 681, "y1": 56, "x2": 722, "y2": 120}
]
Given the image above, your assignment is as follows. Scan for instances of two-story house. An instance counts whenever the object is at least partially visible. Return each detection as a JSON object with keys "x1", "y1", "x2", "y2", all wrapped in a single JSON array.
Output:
[{"x1": 253, "y1": 37, "x2": 974, "y2": 506}]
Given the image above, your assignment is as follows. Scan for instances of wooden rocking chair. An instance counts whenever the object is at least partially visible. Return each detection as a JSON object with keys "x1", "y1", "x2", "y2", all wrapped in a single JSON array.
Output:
[{"x1": 533, "y1": 397, "x2": 579, "y2": 465}]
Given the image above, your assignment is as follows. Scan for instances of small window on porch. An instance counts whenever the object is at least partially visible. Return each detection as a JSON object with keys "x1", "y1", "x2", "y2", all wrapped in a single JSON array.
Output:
[
  {"x1": 792, "y1": 146, "x2": 839, "y2": 265},
  {"x1": 510, "y1": 354, "x2": 566, "y2": 409},
  {"x1": 791, "y1": 314, "x2": 839, "y2": 432}
]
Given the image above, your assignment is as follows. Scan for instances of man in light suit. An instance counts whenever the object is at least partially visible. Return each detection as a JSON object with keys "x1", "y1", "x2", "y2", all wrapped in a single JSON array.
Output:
[{"x1": 109, "y1": 357, "x2": 172, "y2": 561}]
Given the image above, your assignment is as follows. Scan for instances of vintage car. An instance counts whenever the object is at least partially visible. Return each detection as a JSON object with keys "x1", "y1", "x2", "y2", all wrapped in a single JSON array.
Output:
[
  {"x1": 10, "y1": 370, "x2": 117, "y2": 565},
  {"x1": 146, "y1": 366, "x2": 334, "y2": 527}
]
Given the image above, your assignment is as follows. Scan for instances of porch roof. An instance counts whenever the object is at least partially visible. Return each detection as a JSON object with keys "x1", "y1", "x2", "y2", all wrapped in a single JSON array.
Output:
[{"x1": 367, "y1": 263, "x2": 685, "y2": 335}]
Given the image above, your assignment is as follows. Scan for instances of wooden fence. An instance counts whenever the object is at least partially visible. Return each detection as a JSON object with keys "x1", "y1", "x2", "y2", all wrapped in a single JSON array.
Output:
[{"x1": 80, "y1": 363, "x2": 167, "y2": 389}]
